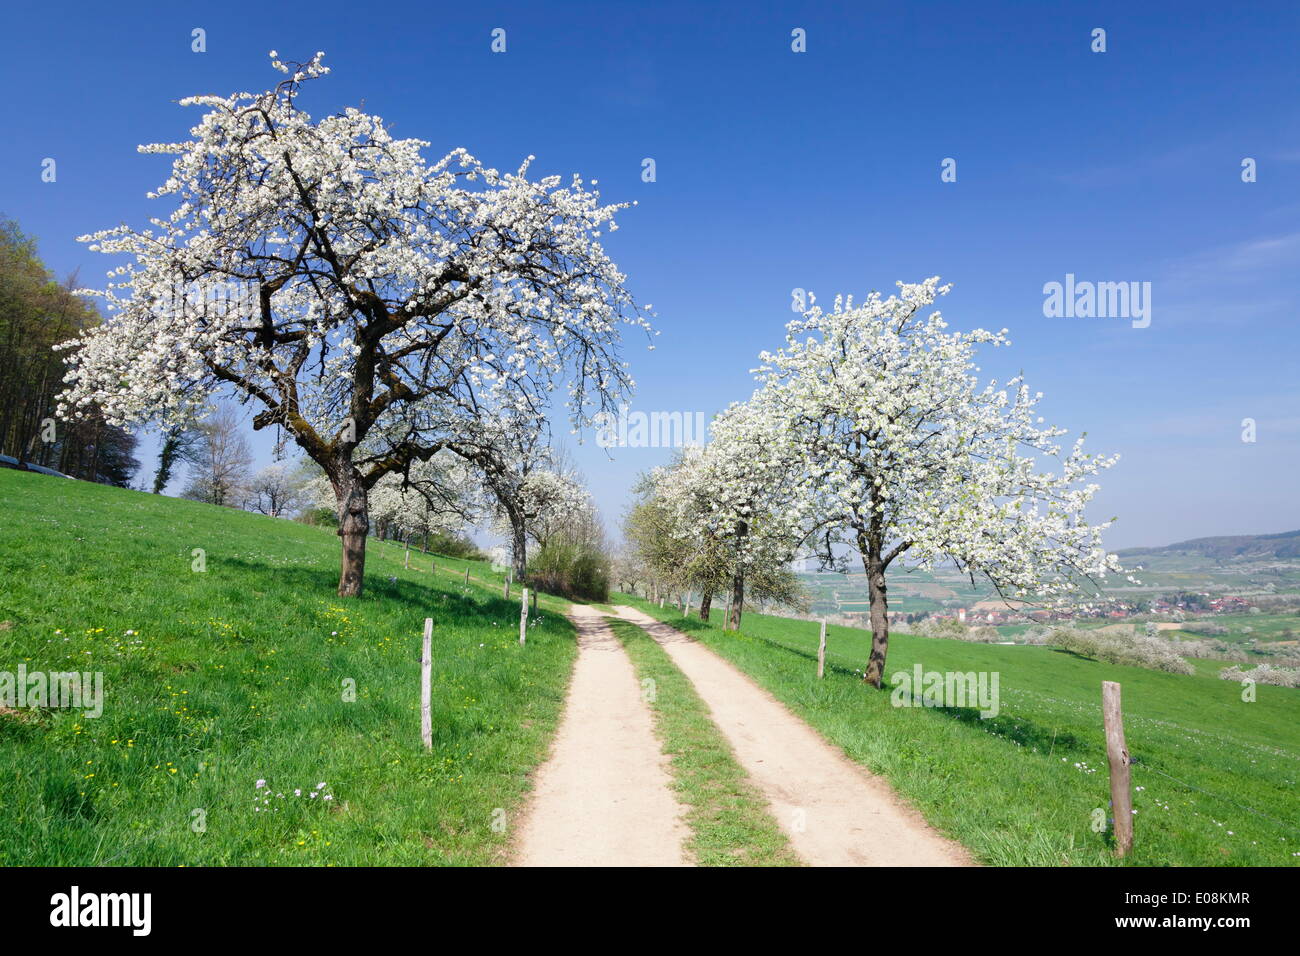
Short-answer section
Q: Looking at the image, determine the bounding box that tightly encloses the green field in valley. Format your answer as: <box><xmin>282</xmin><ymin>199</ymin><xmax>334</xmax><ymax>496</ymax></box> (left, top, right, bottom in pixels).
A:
<box><xmin>1171</xmin><ymin>613</ymin><xmax>1300</xmax><ymax>644</ymax></box>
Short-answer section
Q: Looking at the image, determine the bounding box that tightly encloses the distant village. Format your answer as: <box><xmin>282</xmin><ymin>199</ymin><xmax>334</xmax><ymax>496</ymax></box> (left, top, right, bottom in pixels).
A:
<box><xmin>829</xmin><ymin>592</ymin><xmax>1258</xmax><ymax>629</ymax></box>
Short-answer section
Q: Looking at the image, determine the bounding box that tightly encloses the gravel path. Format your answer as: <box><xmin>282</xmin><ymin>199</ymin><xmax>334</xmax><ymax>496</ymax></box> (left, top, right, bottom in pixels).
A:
<box><xmin>613</xmin><ymin>605</ymin><xmax>972</xmax><ymax>867</ymax></box>
<box><xmin>513</xmin><ymin>605</ymin><xmax>689</xmax><ymax>867</ymax></box>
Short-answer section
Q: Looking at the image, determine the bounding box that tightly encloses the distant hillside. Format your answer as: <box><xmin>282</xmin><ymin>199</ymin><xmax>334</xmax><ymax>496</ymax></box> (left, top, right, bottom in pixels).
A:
<box><xmin>1119</xmin><ymin>530</ymin><xmax>1300</xmax><ymax>562</ymax></box>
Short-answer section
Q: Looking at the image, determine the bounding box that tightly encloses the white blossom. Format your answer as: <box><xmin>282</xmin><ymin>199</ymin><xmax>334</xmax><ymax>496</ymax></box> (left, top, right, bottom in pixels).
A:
<box><xmin>57</xmin><ymin>52</ymin><xmax>651</xmax><ymax>597</ymax></box>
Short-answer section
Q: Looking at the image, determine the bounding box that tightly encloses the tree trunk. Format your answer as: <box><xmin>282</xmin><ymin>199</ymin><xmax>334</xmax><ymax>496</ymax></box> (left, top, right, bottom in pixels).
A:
<box><xmin>727</xmin><ymin>567</ymin><xmax>744</xmax><ymax>630</ymax></box>
<box><xmin>511</xmin><ymin>517</ymin><xmax>528</xmax><ymax>583</ymax></box>
<box><xmin>699</xmin><ymin>590</ymin><xmax>713</xmax><ymax>622</ymax></box>
<box><xmin>727</xmin><ymin>519</ymin><xmax>748</xmax><ymax>630</ymax></box>
<box><xmin>334</xmin><ymin>470</ymin><xmax>369</xmax><ymax>598</ymax></box>
<box><xmin>862</xmin><ymin>553</ymin><xmax>889</xmax><ymax>688</ymax></box>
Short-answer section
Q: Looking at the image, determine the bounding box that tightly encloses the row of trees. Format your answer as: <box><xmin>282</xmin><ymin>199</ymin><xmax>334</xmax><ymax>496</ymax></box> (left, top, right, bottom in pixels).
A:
<box><xmin>0</xmin><ymin>216</ymin><xmax>139</xmax><ymax>485</ymax></box>
<box><xmin>623</xmin><ymin>279</ymin><xmax>1128</xmax><ymax>687</ymax></box>
<box><xmin>38</xmin><ymin>53</ymin><xmax>1126</xmax><ymax>685</ymax></box>
<box><xmin>621</xmin><ymin>442</ymin><xmax>807</xmax><ymax>626</ymax></box>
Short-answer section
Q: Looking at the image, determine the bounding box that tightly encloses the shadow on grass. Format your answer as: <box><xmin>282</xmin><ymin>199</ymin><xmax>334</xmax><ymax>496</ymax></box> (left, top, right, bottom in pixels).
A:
<box><xmin>923</xmin><ymin>703</ymin><xmax>1087</xmax><ymax>757</ymax></box>
<box><xmin>1048</xmin><ymin>647</ymin><xmax>1104</xmax><ymax>664</ymax></box>
<box><xmin>217</xmin><ymin>556</ymin><xmax>545</xmax><ymax>628</ymax></box>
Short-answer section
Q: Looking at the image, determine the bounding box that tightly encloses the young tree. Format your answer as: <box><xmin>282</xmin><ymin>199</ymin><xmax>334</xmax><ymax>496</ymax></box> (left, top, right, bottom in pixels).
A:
<box><xmin>693</xmin><ymin>400</ymin><xmax>807</xmax><ymax>629</ymax></box>
<box><xmin>58</xmin><ymin>52</ymin><xmax>650</xmax><ymax>597</ymax></box>
<box><xmin>454</xmin><ymin>410</ymin><xmax>589</xmax><ymax>581</ymax></box>
<box><xmin>628</xmin><ymin>451</ymin><xmax>728</xmax><ymax>619</ymax></box>
<box><xmin>246</xmin><ymin>460</ymin><xmax>306</xmax><ymax>517</ymax></box>
<box><xmin>623</xmin><ymin>480</ymin><xmax>688</xmax><ymax>602</ymax></box>
<box><xmin>181</xmin><ymin>406</ymin><xmax>253</xmax><ymax>507</ymax></box>
<box><xmin>755</xmin><ymin>277</ymin><xmax>1126</xmax><ymax>687</ymax></box>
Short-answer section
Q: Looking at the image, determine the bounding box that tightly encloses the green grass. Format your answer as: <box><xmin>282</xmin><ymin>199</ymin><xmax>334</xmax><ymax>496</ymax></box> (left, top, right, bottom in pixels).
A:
<box><xmin>1173</xmin><ymin>613</ymin><xmax>1300</xmax><ymax>645</ymax></box>
<box><xmin>0</xmin><ymin>469</ymin><xmax>575</xmax><ymax>865</ymax></box>
<box><xmin>613</xmin><ymin>593</ymin><xmax>1300</xmax><ymax>866</ymax></box>
<box><xmin>603</xmin><ymin>617</ymin><xmax>801</xmax><ymax>867</ymax></box>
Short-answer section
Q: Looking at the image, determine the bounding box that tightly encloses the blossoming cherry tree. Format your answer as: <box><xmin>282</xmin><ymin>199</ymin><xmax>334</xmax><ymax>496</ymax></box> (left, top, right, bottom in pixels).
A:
<box><xmin>60</xmin><ymin>53</ymin><xmax>650</xmax><ymax>597</ymax></box>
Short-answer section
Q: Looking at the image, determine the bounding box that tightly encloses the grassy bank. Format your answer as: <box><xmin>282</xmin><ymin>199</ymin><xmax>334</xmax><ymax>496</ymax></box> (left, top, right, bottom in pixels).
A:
<box><xmin>0</xmin><ymin>469</ymin><xmax>575</xmax><ymax>865</ymax></box>
<box><xmin>615</xmin><ymin>594</ymin><xmax>1300</xmax><ymax>866</ymax></box>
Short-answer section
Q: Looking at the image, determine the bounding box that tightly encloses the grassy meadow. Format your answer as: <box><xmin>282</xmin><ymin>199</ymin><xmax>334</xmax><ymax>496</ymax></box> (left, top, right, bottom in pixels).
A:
<box><xmin>3</xmin><ymin>463</ymin><xmax>1295</xmax><ymax>868</ymax></box>
<box><xmin>0</xmin><ymin>468</ymin><xmax>574</xmax><ymax>865</ymax></box>
<box><xmin>1171</xmin><ymin>613</ymin><xmax>1300</xmax><ymax>645</ymax></box>
<box><xmin>617</xmin><ymin>595</ymin><xmax>1300</xmax><ymax>866</ymax></box>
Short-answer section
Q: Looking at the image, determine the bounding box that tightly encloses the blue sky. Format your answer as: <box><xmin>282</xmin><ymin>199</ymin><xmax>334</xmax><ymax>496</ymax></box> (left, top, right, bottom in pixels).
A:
<box><xmin>2</xmin><ymin>0</ymin><xmax>1298</xmax><ymax>549</ymax></box>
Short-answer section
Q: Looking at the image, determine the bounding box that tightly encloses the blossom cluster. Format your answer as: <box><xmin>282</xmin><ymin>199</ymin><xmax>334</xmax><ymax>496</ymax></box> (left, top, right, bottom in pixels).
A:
<box><xmin>647</xmin><ymin>277</ymin><xmax>1128</xmax><ymax>642</ymax></box>
<box><xmin>57</xmin><ymin>51</ymin><xmax>652</xmax><ymax>507</ymax></box>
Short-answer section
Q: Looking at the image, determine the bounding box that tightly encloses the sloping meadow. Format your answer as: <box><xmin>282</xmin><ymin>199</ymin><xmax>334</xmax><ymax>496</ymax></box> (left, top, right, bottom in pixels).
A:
<box><xmin>0</xmin><ymin>469</ymin><xmax>574</xmax><ymax>865</ymax></box>
<box><xmin>620</xmin><ymin>595</ymin><xmax>1300</xmax><ymax>866</ymax></box>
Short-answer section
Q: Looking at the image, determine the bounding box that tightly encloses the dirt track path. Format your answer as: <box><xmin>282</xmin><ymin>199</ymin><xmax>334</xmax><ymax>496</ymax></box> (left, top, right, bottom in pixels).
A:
<box><xmin>614</xmin><ymin>605</ymin><xmax>972</xmax><ymax>867</ymax></box>
<box><xmin>514</xmin><ymin>604</ymin><xmax>688</xmax><ymax>867</ymax></box>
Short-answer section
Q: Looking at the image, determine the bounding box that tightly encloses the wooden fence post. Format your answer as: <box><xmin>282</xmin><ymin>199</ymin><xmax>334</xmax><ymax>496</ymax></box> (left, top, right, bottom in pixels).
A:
<box><xmin>463</xmin><ymin>566</ymin><xmax>470</xmax><ymax>585</ymax></box>
<box><xmin>504</xmin><ymin>572</ymin><xmax>511</xmax><ymax>600</ymax></box>
<box><xmin>683</xmin><ymin>593</ymin><xmax>691</xmax><ymax>618</ymax></box>
<box><xmin>1102</xmin><ymin>680</ymin><xmax>1133</xmax><ymax>857</ymax></box>
<box><xmin>531</xmin><ymin>587</ymin><xmax>537</xmax><ymax>613</ymax></box>
<box><xmin>817</xmin><ymin>619</ymin><xmax>827</xmax><ymax>679</ymax></box>
<box><xmin>421</xmin><ymin>618</ymin><xmax>433</xmax><ymax>752</ymax></box>
<box><xmin>519</xmin><ymin>588</ymin><xmax>529</xmax><ymax>646</ymax></box>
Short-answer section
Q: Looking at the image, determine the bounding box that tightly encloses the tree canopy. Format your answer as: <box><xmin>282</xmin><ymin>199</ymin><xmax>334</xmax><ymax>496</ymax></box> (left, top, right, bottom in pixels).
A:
<box><xmin>58</xmin><ymin>52</ymin><xmax>651</xmax><ymax>595</ymax></box>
